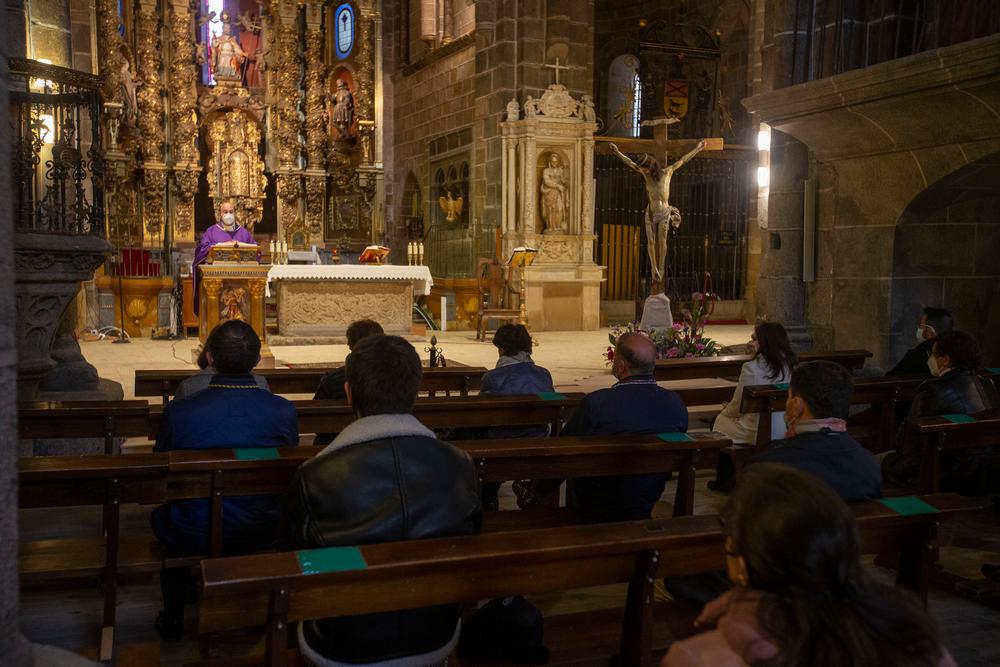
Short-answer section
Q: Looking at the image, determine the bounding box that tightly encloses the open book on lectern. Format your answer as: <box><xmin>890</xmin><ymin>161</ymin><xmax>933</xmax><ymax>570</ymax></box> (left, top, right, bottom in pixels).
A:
<box><xmin>507</xmin><ymin>246</ymin><xmax>538</xmax><ymax>268</ymax></box>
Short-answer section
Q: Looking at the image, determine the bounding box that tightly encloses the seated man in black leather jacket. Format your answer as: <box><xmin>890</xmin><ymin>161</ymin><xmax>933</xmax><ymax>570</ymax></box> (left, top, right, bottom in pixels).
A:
<box><xmin>282</xmin><ymin>334</ymin><xmax>482</xmax><ymax>666</ymax></box>
<box><xmin>882</xmin><ymin>331</ymin><xmax>1000</xmax><ymax>493</ymax></box>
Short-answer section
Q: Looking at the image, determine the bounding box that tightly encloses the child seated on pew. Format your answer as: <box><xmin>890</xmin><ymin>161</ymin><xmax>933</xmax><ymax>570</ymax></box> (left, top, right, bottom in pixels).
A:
<box><xmin>664</xmin><ymin>463</ymin><xmax>956</xmax><ymax>667</ymax></box>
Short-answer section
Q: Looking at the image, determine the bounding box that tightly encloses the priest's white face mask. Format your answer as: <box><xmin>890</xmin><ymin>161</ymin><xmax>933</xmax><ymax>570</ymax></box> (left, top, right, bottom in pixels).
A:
<box><xmin>222</xmin><ymin>212</ymin><xmax>236</xmax><ymax>227</ymax></box>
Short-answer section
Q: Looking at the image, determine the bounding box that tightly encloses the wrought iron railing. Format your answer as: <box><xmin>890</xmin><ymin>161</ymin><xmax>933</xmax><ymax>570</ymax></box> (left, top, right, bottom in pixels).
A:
<box><xmin>8</xmin><ymin>58</ymin><xmax>105</xmax><ymax>236</ymax></box>
<box><xmin>793</xmin><ymin>0</ymin><xmax>1000</xmax><ymax>83</ymax></box>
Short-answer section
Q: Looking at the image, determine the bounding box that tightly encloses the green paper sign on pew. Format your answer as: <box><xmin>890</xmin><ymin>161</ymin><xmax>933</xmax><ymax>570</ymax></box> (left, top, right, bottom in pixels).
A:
<box><xmin>537</xmin><ymin>392</ymin><xmax>567</xmax><ymax>401</ymax></box>
<box><xmin>234</xmin><ymin>447</ymin><xmax>281</xmax><ymax>460</ymax></box>
<box><xmin>657</xmin><ymin>432</ymin><xmax>693</xmax><ymax>443</ymax></box>
<box><xmin>298</xmin><ymin>547</ymin><xmax>368</xmax><ymax>575</ymax></box>
<box><xmin>878</xmin><ymin>496</ymin><xmax>939</xmax><ymax>516</ymax></box>
<box><xmin>942</xmin><ymin>414</ymin><xmax>977</xmax><ymax>424</ymax></box>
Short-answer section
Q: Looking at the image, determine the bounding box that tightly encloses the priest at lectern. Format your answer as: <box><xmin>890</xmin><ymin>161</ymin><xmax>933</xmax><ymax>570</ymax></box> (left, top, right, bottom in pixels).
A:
<box><xmin>193</xmin><ymin>200</ymin><xmax>257</xmax><ymax>313</ymax></box>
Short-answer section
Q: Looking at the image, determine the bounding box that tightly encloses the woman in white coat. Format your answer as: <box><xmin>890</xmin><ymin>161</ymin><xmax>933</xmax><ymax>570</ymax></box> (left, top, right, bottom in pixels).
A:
<box><xmin>709</xmin><ymin>322</ymin><xmax>796</xmax><ymax>491</ymax></box>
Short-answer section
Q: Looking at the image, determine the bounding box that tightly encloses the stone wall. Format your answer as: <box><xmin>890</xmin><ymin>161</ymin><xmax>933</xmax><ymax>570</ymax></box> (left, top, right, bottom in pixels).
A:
<box><xmin>746</xmin><ymin>21</ymin><xmax>1000</xmax><ymax>364</ymax></box>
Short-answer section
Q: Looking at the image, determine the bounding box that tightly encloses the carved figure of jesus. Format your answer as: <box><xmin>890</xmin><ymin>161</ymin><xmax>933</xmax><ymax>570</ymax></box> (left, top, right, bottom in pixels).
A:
<box><xmin>610</xmin><ymin>139</ymin><xmax>706</xmax><ymax>292</ymax></box>
<box><xmin>540</xmin><ymin>153</ymin><xmax>569</xmax><ymax>234</ymax></box>
<box><xmin>211</xmin><ymin>21</ymin><xmax>247</xmax><ymax>80</ymax></box>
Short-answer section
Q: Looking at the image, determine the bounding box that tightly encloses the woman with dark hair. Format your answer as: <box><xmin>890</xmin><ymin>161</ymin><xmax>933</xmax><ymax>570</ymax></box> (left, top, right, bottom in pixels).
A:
<box><xmin>664</xmin><ymin>463</ymin><xmax>956</xmax><ymax>667</ymax></box>
<box><xmin>708</xmin><ymin>322</ymin><xmax>796</xmax><ymax>492</ymax></box>
<box><xmin>882</xmin><ymin>331</ymin><xmax>999</xmax><ymax>493</ymax></box>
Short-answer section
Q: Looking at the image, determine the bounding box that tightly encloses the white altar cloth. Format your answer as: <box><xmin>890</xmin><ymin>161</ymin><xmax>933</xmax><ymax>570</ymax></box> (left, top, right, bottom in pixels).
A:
<box><xmin>266</xmin><ymin>264</ymin><xmax>433</xmax><ymax>297</ymax></box>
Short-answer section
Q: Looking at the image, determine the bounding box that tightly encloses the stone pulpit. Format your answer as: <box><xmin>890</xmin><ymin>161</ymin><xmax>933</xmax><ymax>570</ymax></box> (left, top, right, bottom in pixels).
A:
<box><xmin>198</xmin><ymin>244</ymin><xmax>274</xmax><ymax>366</ymax></box>
<box><xmin>500</xmin><ymin>84</ymin><xmax>604</xmax><ymax>330</ymax></box>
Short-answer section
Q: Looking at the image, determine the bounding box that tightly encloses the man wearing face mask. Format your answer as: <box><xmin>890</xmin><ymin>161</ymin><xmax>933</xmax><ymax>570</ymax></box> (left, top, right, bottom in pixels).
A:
<box><xmin>882</xmin><ymin>331</ymin><xmax>999</xmax><ymax>493</ymax></box>
<box><xmin>192</xmin><ymin>200</ymin><xmax>257</xmax><ymax>314</ymax></box>
<box><xmin>888</xmin><ymin>307</ymin><xmax>953</xmax><ymax>377</ymax></box>
<box><xmin>748</xmin><ymin>360</ymin><xmax>882</xmax><ymax>501</ymax></box>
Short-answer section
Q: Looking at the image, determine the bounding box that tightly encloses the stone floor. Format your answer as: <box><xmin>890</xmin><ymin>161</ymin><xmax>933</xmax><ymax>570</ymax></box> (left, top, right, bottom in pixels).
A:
<box><xmin>79</xmin><ymin>324</ymin><xmax>755</xmax><ymax>400</ymax></box>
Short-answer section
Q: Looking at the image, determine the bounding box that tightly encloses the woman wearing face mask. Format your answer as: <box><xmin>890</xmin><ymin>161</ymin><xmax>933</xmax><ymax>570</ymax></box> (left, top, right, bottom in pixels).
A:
<box><xmin>191</xmin><ymin>200</ymin><xmax>257</xmax><ymax>315</ymax></box>
<box><xmin>663</xmin><ymin>463</ymin><xmax>957</xmax><ymax>667</ymax></box>
<box><xmin>882</xmin><ymin>331</ymin><xmax>1000</xmax><ymax>493</ymax></box>
<box><xmin>708</xmin><ymin>322</ymin><xmax>796</xmax><ymax>493</ymax></box>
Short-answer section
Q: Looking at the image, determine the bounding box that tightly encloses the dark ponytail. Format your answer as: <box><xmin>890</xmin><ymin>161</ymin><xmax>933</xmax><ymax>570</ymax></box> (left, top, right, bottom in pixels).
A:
<box><xmin>725</xmin><ymin>464</ymin><xmax>947</xmax><ymax>667</ymax></box>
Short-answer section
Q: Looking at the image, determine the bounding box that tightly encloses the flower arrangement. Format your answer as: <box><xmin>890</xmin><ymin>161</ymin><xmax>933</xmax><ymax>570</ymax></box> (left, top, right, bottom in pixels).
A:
<box><xmin>604</xmin><ymin>290</ymin><xmax>721</xmax><ymax>363</ymax></box>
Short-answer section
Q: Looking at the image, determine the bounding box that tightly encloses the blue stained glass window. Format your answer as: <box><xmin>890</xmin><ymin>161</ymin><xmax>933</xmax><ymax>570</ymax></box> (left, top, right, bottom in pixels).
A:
<box><xmin>335</xmin><ymin>3</ymin><xmax>354</xmax><ymax>59</ymax></box>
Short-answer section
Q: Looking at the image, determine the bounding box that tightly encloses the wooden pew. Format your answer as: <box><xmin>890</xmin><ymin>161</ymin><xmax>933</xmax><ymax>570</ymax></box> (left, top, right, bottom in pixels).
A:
<box><xmin>653</xmin><ymin>349</ymin><xmax>872</xmax><ymax>381</ymax></box>
<box><xmin>135</xmin><ymin>366</ymin><xmax>488</xmax><ymax>402</ymax></box>
<box><xmin>18</xmin><ymin>431</ymin><xmax>729</xmax><ymax>656</ymax></box>
<box><xmin>197</xmin><ymin>494</ymin><xmax>973</xmax><ymax>667</ymax></box>
<box><xmin>18</xmin><ymin>454</ymin><xmax>166</xmax><ymax>662</ymax></box>
<box><xmin>737</xmin><ymin>376</ymin><xmax>926</xmax><ymax>455</ymax></box>
<box><xmin>902</xmin><ymin>410</ymin><xmax>1000</xmax><ymax>494</ymax></box>
<box><xmin>19</xmin><ymin>386</ymin><xmax>734</xmax><ymax>449</ymax></box>
<box><xmin>18</xmin><ymin>400</ymin><xmax>151</xmax><ymax>453</ymax></box>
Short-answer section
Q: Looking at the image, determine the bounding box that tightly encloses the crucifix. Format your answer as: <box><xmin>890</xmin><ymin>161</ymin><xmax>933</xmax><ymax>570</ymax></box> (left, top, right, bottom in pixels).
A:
<box><xmin>599</xmin><ymin>118</ymin><xmax>724</xmax><ymax>297</ymax></box>
<box><xmin>543</xmin><ymin>57</ymin><xmax>571</xmax><ymax>86</ymax></box>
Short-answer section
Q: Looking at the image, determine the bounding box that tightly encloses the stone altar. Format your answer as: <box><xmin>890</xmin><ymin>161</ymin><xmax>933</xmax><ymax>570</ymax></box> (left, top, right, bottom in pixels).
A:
<box><xmin>500</xmin><ymin>83</ymin><xmax>604</xmax><ymax>331</ymax></box>
<box><xmin>268</xmin><ymin>265</ymin><xmax>433</xmax><ymax>340</ymax></box>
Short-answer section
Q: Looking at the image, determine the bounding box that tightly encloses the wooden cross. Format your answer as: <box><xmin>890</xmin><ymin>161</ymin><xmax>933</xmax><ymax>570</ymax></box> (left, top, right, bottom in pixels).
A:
<box><xmin>543</xmin><ymin>57</ymin><xmax>571</xmax><ymax>86</ymax></box>
<box><xmin>596</xmin><ymin>117</ymin><xmax>724</xmax><ymax>158</ymax></box>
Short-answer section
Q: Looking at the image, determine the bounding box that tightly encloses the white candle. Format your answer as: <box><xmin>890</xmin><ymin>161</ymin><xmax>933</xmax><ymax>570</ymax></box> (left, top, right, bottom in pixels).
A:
<box><xmin>269</xmin><ymin>239</ymin><xmax>275</xmax><ymax>260</ymax></box>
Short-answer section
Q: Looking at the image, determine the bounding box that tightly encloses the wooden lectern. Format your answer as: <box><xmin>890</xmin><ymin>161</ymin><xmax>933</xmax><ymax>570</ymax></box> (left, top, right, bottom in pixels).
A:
<box><xmin>198</xmin><ymin>243</ymin><xmax>274</xmax><ymax>367</ymax></box>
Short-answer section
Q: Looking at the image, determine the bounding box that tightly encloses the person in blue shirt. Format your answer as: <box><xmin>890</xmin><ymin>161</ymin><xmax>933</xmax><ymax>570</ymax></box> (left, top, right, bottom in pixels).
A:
<box><xmin>150</xmin><ymin>319</ymin><xmax>298</xmax><ymax>640</ymax></box>
<box><xmin>518</xmin><ymin>332</ymin><xmax>688</xmax><ymax>522</ymax></box>
<box><xmin>749</xmin><ymin>360</ymin><xmax>882</xmax><ymax>502</ymax></box>
<box><xmin>477</xmin><ymin>323</ymin><xmax>554</xmax><ymax>509</ymax></box>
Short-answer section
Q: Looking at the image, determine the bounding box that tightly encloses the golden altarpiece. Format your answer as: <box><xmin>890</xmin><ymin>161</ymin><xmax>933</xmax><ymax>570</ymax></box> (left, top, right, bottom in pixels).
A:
<box><xmin>96</xmin><ymin>0</ymin><xmax>384</xmax><ymax>272</ymax></box>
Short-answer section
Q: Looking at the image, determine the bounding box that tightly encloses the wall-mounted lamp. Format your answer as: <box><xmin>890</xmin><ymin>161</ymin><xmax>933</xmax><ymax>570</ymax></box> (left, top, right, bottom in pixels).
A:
<box><xmin>757</xmin><ymin>166</ymin><xmax>770</xmax><ymax>188</ymax></box>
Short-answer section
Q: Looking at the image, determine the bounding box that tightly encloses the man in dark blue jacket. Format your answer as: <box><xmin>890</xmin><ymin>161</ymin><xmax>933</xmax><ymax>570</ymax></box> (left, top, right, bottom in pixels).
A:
<box><xmin>151</xmin><ymin>319</ymin><xmax>298</xmax><ymax>639</ymax></box>
<box><xmin>563</xmin><ymin>332</ymin><xmax>688</xmax><ymax>522</ymax></box>
<box><xmin>750</xmin><ymin>360</ymin><xmax>881</xmax><ymax>501</ymax></box>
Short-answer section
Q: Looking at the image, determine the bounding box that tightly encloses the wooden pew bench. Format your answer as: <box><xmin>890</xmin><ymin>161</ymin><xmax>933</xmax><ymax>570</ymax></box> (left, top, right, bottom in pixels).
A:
<box><xmin>902</xmin><ymin>410</ymin><xmax>1000</xmax><ymax>494</ymax></box>
<box><xmin>653</xmin><ymin>349</ymin><xmax>872</xmax><ymax>382</ymax></box>
<box><xmin>18</xmin><ymin>400</ymin><xmax>152</xmax><ymax>454</ymax></box>
<box><xmin>719</xmin><ymin>376</ymin><xmax>932</xmax><ymax>469</ymax></box>
<box><xmin>135</xmin><ymin>366</ymin><xmax>488</xmax><ymax>402</ymax></box>
<box><xmin>197</xmin><ymin>494</ymin><xmax>974</xmax><ymax>667</ymax></box>
<box><xmin>18</xmin><ymin>431</ymin><xmax>730</xmax><ymax>658</ymax></box>
<box><xmin>18</xmin><ymin>454</ymin><xmax>166</xmax><ymax>662</ymax></box>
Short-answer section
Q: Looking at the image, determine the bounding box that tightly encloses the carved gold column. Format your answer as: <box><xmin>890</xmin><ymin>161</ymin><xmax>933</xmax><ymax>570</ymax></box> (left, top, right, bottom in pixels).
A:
<box><xmin>96</xmin><ymin>0</ymin><xmax>127</xmax><ymax>118</ymax></box>
<box><xmin>356</xmin><ymin>1</ymin><xmax>384</xmax><ymax>240</ymax></box>
<box><xmin>248</xmin><ymin>279</ymin><xmax>267</xmax><ymax>341</ymax></box>
<box><xmin>202</xmin><ymin>278</ymin><xmax>222</xmax><ymax>342</ymax></box>
<box><xmin>136</xmin><ymin>0</ymin><xmax>167</xmax><ymax>243</ymax></box>
<box><xmin>97</xmin><ymin>0</ymin><xmax>136</xmax><ymax>230</ymax></box>
<box><xmin>269</xmin><ymin>1</ymin><xmax>304</xmax><ymax>239</ymax></box>
<box><xmin>303</xmin><ymin>1</ymin><xmax>327</xmax><ymax>242</ymax></box>
<box><xmin>167</xmin><ymin>0</ymin><xmax>201</xmax><ymax>243</ymax></box>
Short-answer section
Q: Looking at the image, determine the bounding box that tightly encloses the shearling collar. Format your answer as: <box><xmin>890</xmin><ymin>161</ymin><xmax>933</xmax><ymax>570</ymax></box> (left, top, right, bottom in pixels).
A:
<box><xmin>319</xmin><ymin>413</ymin><xmax>435</xmax><ymax>455</ymax></box>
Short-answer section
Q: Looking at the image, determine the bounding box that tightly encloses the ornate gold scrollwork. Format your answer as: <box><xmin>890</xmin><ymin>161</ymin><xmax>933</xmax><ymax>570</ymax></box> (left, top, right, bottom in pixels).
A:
<box><xmin>206</xmin><ymin>110</ymin><xmax>266</xmax><ymax>231</ymax></box>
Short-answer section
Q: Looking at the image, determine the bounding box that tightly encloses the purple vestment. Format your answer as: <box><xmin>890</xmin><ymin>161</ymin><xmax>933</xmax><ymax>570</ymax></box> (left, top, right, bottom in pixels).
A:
<box><xmin>192</xmin><ymin>223</ymin><xmax>257</xmax><ymax>314</ymax></box>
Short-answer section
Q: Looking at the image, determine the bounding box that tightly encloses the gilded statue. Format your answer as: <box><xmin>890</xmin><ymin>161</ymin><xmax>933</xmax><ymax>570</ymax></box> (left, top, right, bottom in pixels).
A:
<box><xmin>438</xmin><ymin>191</ymin><xmax>464</xmax><ymax>222</ymax></box>
<box><xmin>330</xmin><ymin>79</ymin><xmax>354</xmax><ymax>138</ymax></box>
<box><xmin>610</xmin><ymin>139</ymin><xmax>707</xmax><ymax>291</ymax></box>
<box><xmin>539</xmin><ymin>153</ymin><xmax>569</xmax><ymax>234</ymax></box>
<box><xmin>220</xmin><ymin>286</ymin><xmax>248</xmax><ymax>321</ymax></box>
<box><xmin>211</xmin><ymin>13</ymin><xmax>247</xmax><ymax>81</ymax></box>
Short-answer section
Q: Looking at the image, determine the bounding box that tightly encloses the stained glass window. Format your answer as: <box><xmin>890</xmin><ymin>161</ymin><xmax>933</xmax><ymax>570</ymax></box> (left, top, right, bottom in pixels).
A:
<box><xmin>335</xmin><ymin>3</ymin><xmax>355</xmax><ymax>59</ymax></box>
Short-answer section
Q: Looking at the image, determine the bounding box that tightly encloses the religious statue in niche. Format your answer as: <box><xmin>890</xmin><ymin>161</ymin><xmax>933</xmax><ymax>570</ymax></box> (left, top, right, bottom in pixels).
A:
<box><xmin>120</xmin><ymin>59</ymin><xmax>141</xmax><ymax>127</ymax></box>
<box><xmin>211</xmin><ymin>13</ymin><xmax>247</xmax><ymax>82</ymax></box>
<box><xmin>539</xmin><ymin>153</ymin><xmax>569</xmax><ymax>234</ymax></box>
<box><xmin>330</xmin><ymin>79</ymin><xmax>354</xmax><ymax>139</ymax></box>
<box><xmin>609</xmin><ymin>136</ymin><xmax>706</xmax><ymax>291</ymax></box>
<box><xmin>438</xmin><ymin>191</ymin><xmax>464</xmax><ymax>222</ymax></box>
